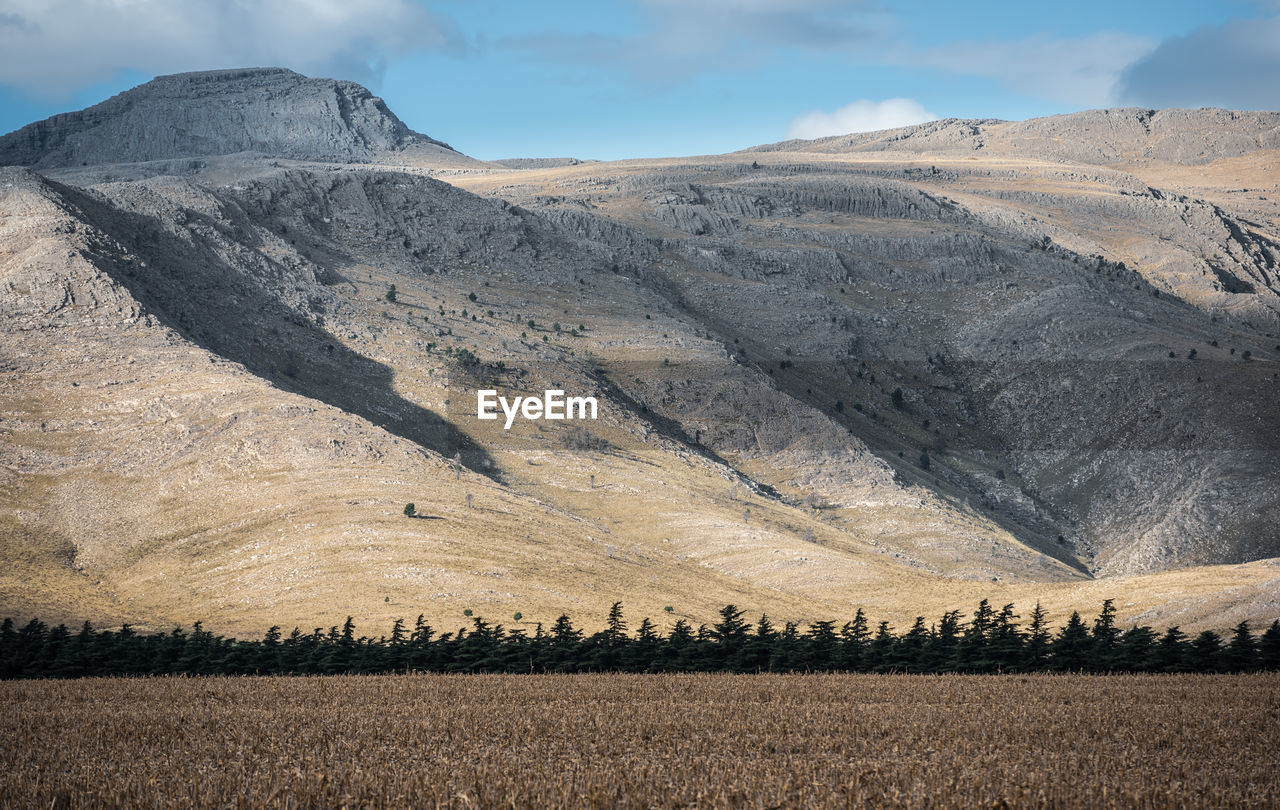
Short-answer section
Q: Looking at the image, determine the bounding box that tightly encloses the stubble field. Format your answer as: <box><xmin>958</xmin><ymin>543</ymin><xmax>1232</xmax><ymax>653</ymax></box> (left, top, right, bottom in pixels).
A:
<box><xmin>2</xmin><ymin>673</ymin><xmax>1278</xmax><ymax>808</ymax></box>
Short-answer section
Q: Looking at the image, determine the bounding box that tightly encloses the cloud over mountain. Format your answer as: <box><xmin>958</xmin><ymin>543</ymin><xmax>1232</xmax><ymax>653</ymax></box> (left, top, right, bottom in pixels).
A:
<box><xmin>1117</xmin><ymin>15</ymin><xmax>1280</xmax><ymax>110</ymax></box>
<box><xmin>0</xmin><ymin>0</ymin><xmax>462</xmax><ymax>97</ymax></box>
<box><xmin>785</xmin><ymin>98</ymin><xmax>937</xmax><ymax>139</ymax></box>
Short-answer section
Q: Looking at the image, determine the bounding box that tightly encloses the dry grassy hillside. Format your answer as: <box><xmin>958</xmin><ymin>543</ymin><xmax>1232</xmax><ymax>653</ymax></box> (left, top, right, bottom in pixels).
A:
<box><xmin>2</xmin><ymin>76</ymin><xmax>1279</xmax><ymax>637</ymax></box>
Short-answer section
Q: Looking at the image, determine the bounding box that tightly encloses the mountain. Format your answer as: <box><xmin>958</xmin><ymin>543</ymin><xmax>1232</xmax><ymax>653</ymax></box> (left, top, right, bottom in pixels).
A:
<box><xmin>0</xmin><ymin>67</ymin><xmax>469</xmax><ymax>169</ymax></box>
<box><xmin>461</xmin><ymin>118</ymin><xmax>1280</xmax><ymax>578</ymax></box>
<box><xmin>2</xmin><ymin>71</ymin><xmax>1278</xmax><ymax>636</ymax></box>
<box><xmin>752</xmin><ymin>108</ymin><xmax>1280</xmax><ymax>166</ymax></box>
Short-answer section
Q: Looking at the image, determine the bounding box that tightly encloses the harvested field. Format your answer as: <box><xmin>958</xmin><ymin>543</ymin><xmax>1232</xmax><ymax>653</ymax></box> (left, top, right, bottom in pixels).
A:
<box><xmin>2</xmin><ymin>673</ymin><xmax>1278</xmax><ymax>808</ymax></box>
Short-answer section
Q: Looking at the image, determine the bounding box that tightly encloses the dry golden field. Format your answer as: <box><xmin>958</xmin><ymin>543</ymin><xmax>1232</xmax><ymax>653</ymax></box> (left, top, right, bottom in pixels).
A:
<box><xmin>2</xmin><ymin>674</ymin><xmax>1278</xmax><ymax>808</ymax></box>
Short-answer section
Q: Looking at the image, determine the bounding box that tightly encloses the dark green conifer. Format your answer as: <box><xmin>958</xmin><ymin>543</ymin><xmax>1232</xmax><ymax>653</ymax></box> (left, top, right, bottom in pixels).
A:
<box><xmin>1189</xmin><ymin>630</ymin><xmax>1223</xmax><ymax>673</ymax></box>
<box><xmin>1024</xmin><ymin>602</ymin><xmax>1050</xmax><ymax>670</ymax></box>
<box><xmin>1225</xmin><ymin>621</ymin><xmax>1257</xmax><ymax>672</ymax></box>
<box><xmin>1260</xmin><ymin>620</ymin><xmax>1280</xmax><ymax>670</ymax></box>
<box><xmin>1051</xmin><ymin>611</ymin><xmax>1091</xmax><ymax>671</ymax></box>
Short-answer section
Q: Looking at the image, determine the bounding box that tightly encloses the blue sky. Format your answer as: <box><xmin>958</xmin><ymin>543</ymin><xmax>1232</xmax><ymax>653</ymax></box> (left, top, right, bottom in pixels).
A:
<box><xmin>1</xmin><ymin>0</ymin><xmax>1278</xmax><ymax>160</ymax></box>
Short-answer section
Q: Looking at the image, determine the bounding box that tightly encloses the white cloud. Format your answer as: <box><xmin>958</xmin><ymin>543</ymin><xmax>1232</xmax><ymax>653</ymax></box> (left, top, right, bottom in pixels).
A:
<box><xmin>508</xmin><ymin>0</ymin><xmax>884</xmax><ymax>83</ymax></box>
<box><xmin>0</xmin><ymin>0</ymin><xmax>461</xmax><ymax>97</ymax></box>
<box><xmin>786</xmin><ymin>98</ymin><xmax>937</xmax><ymax>140</ymax></box>
<box><xmin>1117</xmin><ymin>16</ymin><xmax>1280</xmax><ymax>110</ymax></box>
<box><xmin>903</xmin><ymin>33</ymin><xmax>1156</xmax><ymax>108</ymax></box>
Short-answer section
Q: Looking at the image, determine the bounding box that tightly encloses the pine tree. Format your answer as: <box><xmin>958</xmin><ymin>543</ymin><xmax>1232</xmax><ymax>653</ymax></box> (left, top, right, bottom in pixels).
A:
<box><xmin>838</xmin><ymin>609</ymin><xmax>870</xmax><ymax>671</ymax></box>
<box><xmin>1153</xmin><ymin>626</ymin><xmax>1187</xmax><ymax>672</ymax></box>
<box><xmin>629</xmin><ymin>617</ymin><xmax>660</xmax><ymax>672</ymax></box>
<box><xmin>39</xmin><ymin>624</ymin><xmax>71</xmax><ymax>677</ymax></box>
<box><xmin>551</xmin><ymin>615</ymin><xmax>581</xmax><ymax>645</ymax></box>
<box><xmin>281</xmin><ymin>627</ymin><xmax>304</xmax><ymax>673</ymax></box>
<box><xmin>739</xmin><ymin>613</ymin><xmax>776</xmax><ymax>672</ymax></box>
<box><xmin>712</xmin><ymin>604</ymin><xmax>749</xmax><ymax>643</ymax></box>
<box><xmin>1090</xmin><ymin>599</ymin><xmax>1119</xmax><ymax>671</ymax></box>
<box><xmin>709</xmin><ymin>604</ymin><xmax>750</xmax><ymax>670</ymax></box>
<box><xmin>56</xmin><ymin>621</ymin><xmax>96</xmax><ymax>678</ymax></box>
<box><xmin>924</xmin><ymin>610</ymin><xmax>961</xmax><ymax>672</ymax></box>
<box><xmin>1225</xmin><ymin>621</ymin><xmax>1257</xmax><ymax>672</ymax></box>
<box><xmin>0</xmin><ymin>618</ymin><xmax>17</xmax><ymax>679</ymax></box>
<box><xmin>411</xmin><ymin>615</ymin><xmax>434</xmax><ymax>643</ymax></box>
<box><xmin>990</xmin><ymin>604</ymin><xmax>1024</xmax><ymax>671</ymax></box>
<box><xmin>1051</xmin><ymin>611</ymin><xmax>1091</xmax><ymax>672</ymax></box>
<box><xmin>954</xmin><ymin>599</ymin><xmax>994</xmax><ymax>672</ymax></box>
<box><xmin>868</xmin><ymin>621</ymin><xmax>896</xmax><ymax>673</ymax></box>
<box><xmin>457</xmin><ymin>617</ymin><xmax>507</xmax><ymax>673</ymax></box>
<box><xmin>664</xmin><ymin>620</ymin><xmax>696</xmax><ymax>671</ymax></box>
<box><xmin>755</xmin><ymin>614</ymin><xmax>776</xmax><ymax>640</ymax></box>
<box><xmin>1115</xmin><ymin>625</ymin><xmax>1156</xmax><ymax>671</ymax></box>
<box><xmin>257</xmin><ymin>625</ymin><xmax>282</xmax><ymax>674</ymax></box>
<box><xmin>1260</xmin><ymin>620</ymin><xmax>1280</xmax><ymax>670</ymax></box>
<box><xmin>590</xmin><ymin>603</ymin><xmax>630</xmax><ymax>671</ymax></box>
<box><xmin>893</xmin><ymin>617</ymin><xmax>930</xmax><ymax>672</ymax></box>
<box><xmin>605</xmin><ymin>602</ymin><xmax>628</xmax><ymax>642</ymax></box>
<box><xmin>178</xmin><ymin>622</ymin><xmax>213</xmax><ymax>674</ymax></box>
<box><xmin>1024</xmin><ymin>602</ymin><xmax>1050</xmax><ymax>670</ymax></box>
<box><xmin>1189</xmin><ymin>630</ymin><xmax>1223</xmax><ymax>673</ymax></box>
<box><xmin>804</xmin><ymin>620</ymin><xmax>839</xmax><ymax>670</ymax></box>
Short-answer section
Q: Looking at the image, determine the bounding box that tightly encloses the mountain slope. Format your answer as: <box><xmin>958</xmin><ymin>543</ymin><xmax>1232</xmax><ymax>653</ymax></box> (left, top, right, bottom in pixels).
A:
<box><xmin>0</xmin><ymin>68</ymin><xmax>470</xmax><ymax>169</ymax></box>
<box><xmin>2</xmin><ymin>74</ymin><xmax>1279</xmax><ymax>634</ymax></box>
<box><xmin>454</xmin><ymin>121</ymin><xmax>1280</xmax><ymax>577</ymax></box>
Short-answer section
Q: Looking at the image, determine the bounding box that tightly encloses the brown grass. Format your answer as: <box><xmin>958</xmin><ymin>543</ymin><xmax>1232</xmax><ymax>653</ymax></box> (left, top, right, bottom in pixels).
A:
<box><xmin>2</xmin><ymin>673</ymin><xmax>1277</xmax><ymax>808</ymax></box>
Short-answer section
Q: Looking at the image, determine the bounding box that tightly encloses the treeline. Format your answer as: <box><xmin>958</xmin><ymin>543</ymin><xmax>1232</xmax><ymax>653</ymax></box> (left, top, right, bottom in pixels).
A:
<box><xmin>3</xmin><ymin>601</ymin><xmax>1278</xmax><ymax>679</ymax></box>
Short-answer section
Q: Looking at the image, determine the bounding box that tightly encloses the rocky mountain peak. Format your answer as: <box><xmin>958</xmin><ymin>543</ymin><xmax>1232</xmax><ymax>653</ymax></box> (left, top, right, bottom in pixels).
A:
<box><xmin>0</xmin><ymin>67</ymin><xmax>456</xmax><ymax>169</ymax></box>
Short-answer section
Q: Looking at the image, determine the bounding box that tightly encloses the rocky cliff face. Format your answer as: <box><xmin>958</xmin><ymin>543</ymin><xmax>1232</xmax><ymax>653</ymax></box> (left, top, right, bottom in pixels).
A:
<box><xmin>0</xmin><ymin>68</ymin><xmax>457</xmax><ymax>168</ymax></box>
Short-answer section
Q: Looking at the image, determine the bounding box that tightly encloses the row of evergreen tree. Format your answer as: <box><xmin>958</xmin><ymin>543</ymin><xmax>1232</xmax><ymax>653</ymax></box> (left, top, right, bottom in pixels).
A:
<box><xmin>3</xmin><ymin>600</ymin><xmax>1278</xmax><ymax>679</ymax></box>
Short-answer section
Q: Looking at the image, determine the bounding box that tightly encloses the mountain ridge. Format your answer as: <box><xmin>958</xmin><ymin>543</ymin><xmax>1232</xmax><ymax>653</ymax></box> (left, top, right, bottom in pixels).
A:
<box><xmin>749</xmin><ymin>107</ymin><xmax>1280</xmax><ymax>166</ymax></box>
